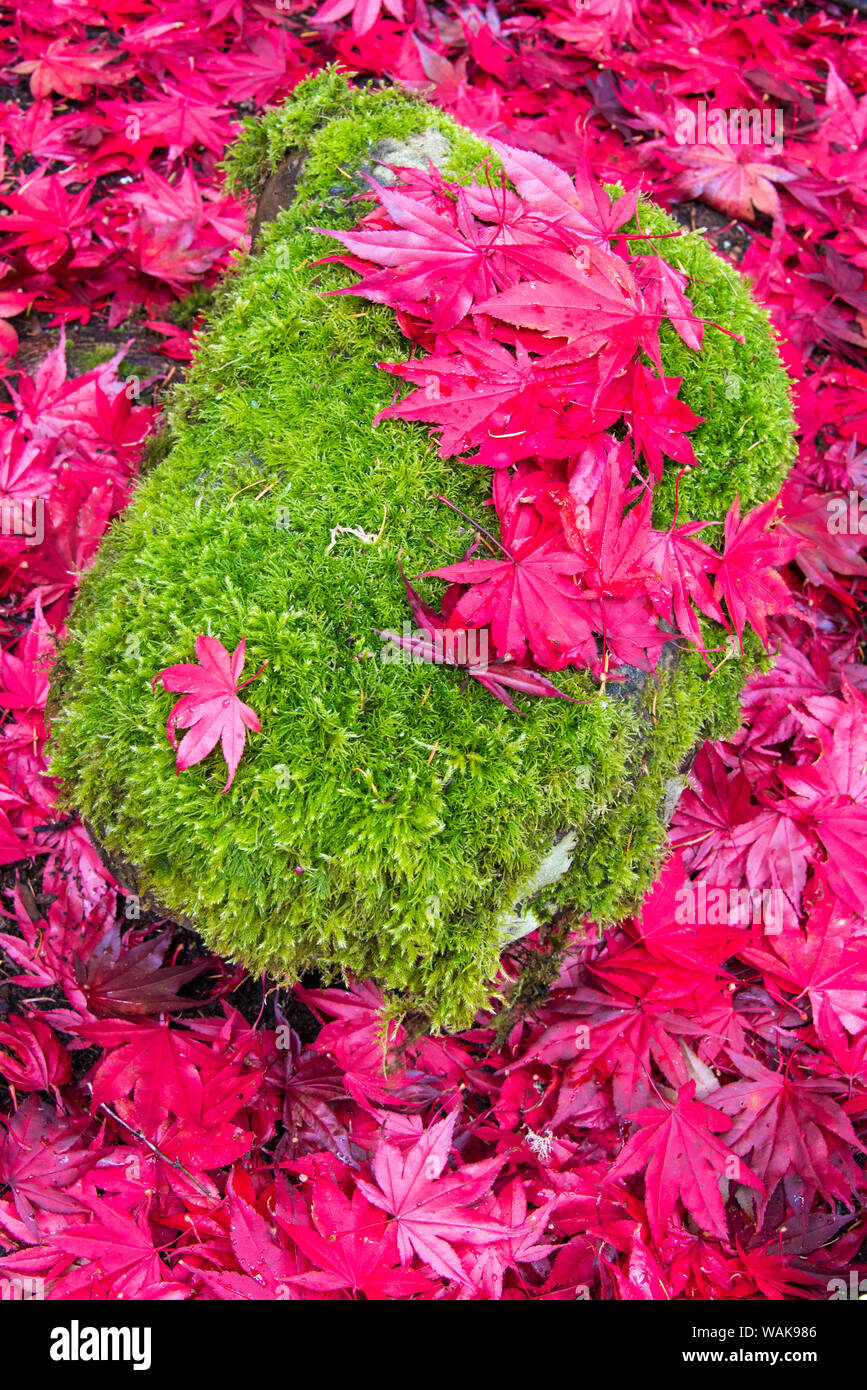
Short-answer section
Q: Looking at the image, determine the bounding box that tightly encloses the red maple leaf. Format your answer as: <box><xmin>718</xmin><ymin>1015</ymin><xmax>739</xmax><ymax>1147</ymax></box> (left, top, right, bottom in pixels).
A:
<box><xmin>71</xmin><ymin>925</ymin><xmax>218</xmax><ymax>1018</ymax></box>
<box><xmin>485</xmin><ymin>138</ymin><xmax>640</xmax><ymax>245</ymax></box>
<box><xmin>0</xmin><ymin>173</ymin><xmax>94</xmax><ymax>273</ymax></box>
<box><xmin>476</xmin><ymin>248</ymin><xmax>663</xmax><ymax>386</ymax></box>
<box><xmin>80</xmin><ymin>1018</ymin><xmax>214</xmax><ymax>1133</ymax></box>
<box><xmin>712</xmin><ymin>1053</ymin><xmax>866</xmax><ymax>1219</ymax></box>
<box><xmin>662</xmin><ymin>139</ymin><xmax>795</xmax><ymax>229</ymax></box>
<box><xmin>776</xmin><ymin>681</ymin><xmax>867</xmax><ymax>914</ymax></box>
<box><xmin>669</xmin><ymin>747</ymin><xmax>758</xmax><ymax>879</ymax></box>
<box><xmin>266</xmin><ymin>1020</ymin><xmax>352</xmax><ymax>1162</ymax></box>
<box><xmin>422</xmin><ymin>476</ymin><xmax>591</xmax><ymax>666</ymax></box>
<box><xmin>516</xmin><ymin>975</ymin><xmax>700</xmax><ymax>1115</ymax></box>
<box><xmin>0</xmin><ymin>1099</ymin><xmax>96</xmax><ymax>1238</ymax></box>
<box><xmin>13</xmin><ymin>41</ymin><xmax>131</xmax><ymax>100</ymax></box>
<box><xmin>620</xmin><ymin>363</ymin><xmax>703</xmax><ymax>480</ymax></box>
<box><xmin>644</xmin><ymin>510</ymin><xmax>722</xmax><ymax>648</ymax></box>
<box><xmin>355</xmin><ymin>1110</ymin><xmax>510</xmax><ymax>1286</ymax></box>
<box><xmin>375</xmin><ymin>332</ymin><xmax>542</xmax><ymax>463</ymax></box>
<box><xmin>561</xmin><ymin>443</ymin><xmax>654</xmax><ymax>598</ymax></box>
<box><xmin>376</xmin><ymin>557</ymin><xmax>578</xmax><ymax>713</ymax></box>
<box><xmin>739</xmin><ymin>875</ymin><xmax>867</xmax><ymax>1048</ymax></box>
<box><xmin>713</xmin><ymin>495</ymin><xmax>801</xmax><ymax>648</ymax></box>
<box><xmin>633</xmin><ymin>253</ymin><xmax>704</xmax><ymax>350</ymax></box>
<box><xmin>0</xmin><ymin>1013</ymin><xmax>70</xmax><ymax>1093</ymax></box>
<box><xmin>606</xmin><ymin>1081</ymin><xmax>762</xmax><ymax>1244</ymax></box>
<box><xmin>280</xmin><ymin>1174</ymin><xmax>433</xmax><ymax>1297</ymax></box>
<box><xmin>313</xmin><ymin>0</ymin><xmax>405</xmax><ymax>38</ymax></box>
<box><xmin>151</xmin><ymin>635</ymin><xmax>267</xmax><ymax>792</ymax></box>
<box><xmin>59</xmin><ymin>1198</ymin><xmax>169</xmax><ymax>1298</ymax></box>
<box><xmin>320</xmin><ymin>179</ymin><xmax>516</xmax><ymax>331</ymax></box>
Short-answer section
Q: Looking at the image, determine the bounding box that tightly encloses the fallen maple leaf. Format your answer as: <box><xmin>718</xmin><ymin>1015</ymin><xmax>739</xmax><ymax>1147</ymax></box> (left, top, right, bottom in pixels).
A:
<box><xmin>659</xmin><ymin>139</ymin><xmax>796</xmax><ymax>229</ymax></box>
<box><xmin>713</xmin><ymin>495</ymin><xmax>801</xmax><ymax>648</ymax></box>
<box><xmin>422</xmin><ymin>478</ymin><xmax>591</xmax><ymax>667</ymax></box>
<box><xmin>13</xmin><ymin>41</ymin><xmax>131</xmax><ymax>100</ymax></box>
<box><xmin>712</xmin><ymin>1053</ymin><xmax>866</xmax><ymax>1220</ymax></box>
<box><xmin>606</xmin><ymin>1081</ymin><xmax>762</xmax><ymax>1244</ymax></box>
<box><xmin>152</xmin><ymin>635</ymin><xmax>266</xmax><ymax>792</ymax></box>
<box><xmin>0</xmin><ymin>1099</ymin><xmax>96</xmax><ymax>1239</ymax></box>
<box><xmin>355</xmin><ymin>1110</ymin><xmax>511</xmax><ymax>1287</ymax></box>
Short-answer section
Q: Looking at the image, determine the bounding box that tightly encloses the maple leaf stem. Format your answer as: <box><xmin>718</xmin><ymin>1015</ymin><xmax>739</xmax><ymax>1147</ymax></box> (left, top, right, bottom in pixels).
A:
<box><xmin>237</xmin><ymin>658</ymin><xmax>268</xmax><ymax>690</ymax></box>
<box><xmin>434</xmin><ymin>494</ymin><xmax>516</xmax><ymax>562</ymax></box>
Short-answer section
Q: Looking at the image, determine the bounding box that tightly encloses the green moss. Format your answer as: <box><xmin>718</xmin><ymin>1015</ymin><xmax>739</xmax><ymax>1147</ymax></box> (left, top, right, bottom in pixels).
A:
<box><xmin>49</xmin><ymin>72</ymin><xmax>795</xmax><ymax>1030</ymax></box>
<box><xmin>69</xmin><ymin>342</ymin><xmax>136</xmax><ymax>378</ymax></box>
<box><xmin>163</xmin><ymin>287</ymin><xmax>215</xmax><ymax>330</ymax></box>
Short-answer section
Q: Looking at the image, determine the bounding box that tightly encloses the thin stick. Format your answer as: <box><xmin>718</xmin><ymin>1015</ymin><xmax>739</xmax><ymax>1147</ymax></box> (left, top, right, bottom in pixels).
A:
<box><xmin>97</xmin><ymin>1101</ymin><xmax>212</xmax><ymax>1197</ymax></box>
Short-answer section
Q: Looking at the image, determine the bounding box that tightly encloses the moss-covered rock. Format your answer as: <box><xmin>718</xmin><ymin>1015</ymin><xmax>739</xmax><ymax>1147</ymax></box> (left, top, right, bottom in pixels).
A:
<box><xmin>49</xmin><ymin>71</ymin><xmax>795</xmax><ymax>1030</ymax></box>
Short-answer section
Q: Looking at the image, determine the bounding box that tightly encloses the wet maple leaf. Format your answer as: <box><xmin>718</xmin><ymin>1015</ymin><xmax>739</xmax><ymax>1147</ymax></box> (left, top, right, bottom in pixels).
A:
<box><xmin>0</xmin><ymin>1099</ymin><xmax>96</xmax><ymax>1239</ymax></box>
<box><xmin>0</xmin><ymin>173</ymin><xmax>94</xmax><ymax>272</ymax></box>
<box><xmin>729</xmin><ymin>1242</ymin><xmax>825</xmax><ymax>1301</ymax></box>
<box><xmin>663</xmin><ymin>140</ymin><xmax>796</xmax><ymax>228</ymax></box>
<box><xmin>633</xmin><ymin>254</ymin><xmax>703</xmax><ymax>350</ymax></box>
<box><xmin>621</xmin><ymin>363</ymin><xmax>703</xmax><ymax>479</ymax></box>
<box><xmin>152</xmin><ymin>635</ymin><xmax>267</xmax><ymax>792</ymax></box>
<box><xmin>123</xmin><ymin>215</ymin><xmax>226</xmax><ymax>293</ymax></box>
<box><xmin>770</xmin><ymin>682</ymin><xmax>867</xmax><ymax>914</ymax></box>
<box><xmin>13</xmin><ymin>41</ymin><xmax>131</xmax><ymax>100</ymax></box>
<box><xmin>713</xmin><ymin>495</ymin><xmax>801</xmax><ymax>648</ymax></box>
<box><xmin>375</xmin><ymin>332</ymin><xmax>542</xmax><ymax>462</ymax></box>
<box><xmin>80</xmin><ymin>1018</ymin><xmax>214</xmax><ymax>1133</ymax></box>
<box><xmin>71</xmin><ymin>925</ymin><xmax>217</xmax><ymax>1018</ymax></box>
<box><xmin>375</xmin><ymin>557</ymin><xmax>579</xmax><ymax>713</ymax></box>
<box><xmin>476</xmin><ymin>249</ymin><xmax>663</xmax><ymax>385</ymax></box>
<box><xmin>280</xmin><ymin>1174</ymin><xmax>434</xmax><ymax>1297</ymax></box>
<box><xmin>137</xmin><ymin>90</ymin><xmax>235</xmax><ymax>158</ymax></box>
<box><xmin>423</xmin><ymin>474</ymin><xmax>590</xmax><ymax>666</ymax></box>
<box><xmin>355</xmin><ymin>1110</ymin><xmax>511</xmax><ymax>1286</ymax></box>
<box><xmin>732</xmin><ymin>804</ymin><xmax>812</xmax><ymax>912</ymax></box>
<box><xmin>516</xmin><ymin>973</ymin><xmax>701</xmax><ymax>1114</ymax></box>
<box><xmin>644</xmin><ymin>512</ymin><xmax>722</xmax><ymax>648</ymax></box>
<box><xmin>739</xmin><ymin>875</ymin><xmax>867</xmax><ymax>1048</ymax></box>
<box><xmin>266</xmin><ymin>1020</ymin><xmax>352</xmax><ymax>1161</ymax></box>
<box><xmin>780</xmin><ymin>474</ymin><xmax>867</xmax><ymax>601</ymax></box>
<box><xmin>199</xmin><ymin>1169</ymin><xmax>306</xmax><ymax>1299</ymax></box>
<box><xmin>485</xmin><ymin>138</ymin><xmax>640</xmax><ymax>246</ymax></box>
<box><xmin>320</xmin><ymin>179</ymin><xmax>516</xmax><ymax>331</ymax></box>
<box><xmin>562</xmin><ymin>443</ymin><xmax>654</xmax><ymax>597</ymax></box>
<box><xmin>0</xmin><ymin>1014</ymin><xmax>70</xmax><ymax>1092</ymax></box>
<box><xmin>712</xmin><ymin>1053</ymin><xmax>866</xmax><ymax>1220</ymax></box>
<box><xmin>313</xmin><ymin>0</ymin><xmax>405</xmax><ymax>38</ymax></box>
<box><xmin>606</xmin><ymin>1081</ymin><xmax>762</xmax><ymax>1244</ymax></box>
<box><xmin>59</xmin><ymin>1197</ymin><xmax>169</xmax><ymax>1297</ymax></box>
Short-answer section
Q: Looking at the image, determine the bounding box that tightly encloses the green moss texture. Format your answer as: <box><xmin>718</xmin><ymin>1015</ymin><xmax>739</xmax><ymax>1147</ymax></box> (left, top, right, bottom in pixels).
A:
<box><xmin>49</xmin><ymin>71</ymin><xmax>795</xmax><ymax>1029</ymax></box>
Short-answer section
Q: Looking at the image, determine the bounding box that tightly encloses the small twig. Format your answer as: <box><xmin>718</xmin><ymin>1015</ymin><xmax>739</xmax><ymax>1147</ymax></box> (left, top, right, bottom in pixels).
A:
<box><xmin>226</xmin><ymin>478</ymin><xmax>268</xmax><ymax>507</ymax></box>
<box><xmin>97</xmin><ymin>1101</ymin><xmax>212</xmax><ymax>1197</ymax></box>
